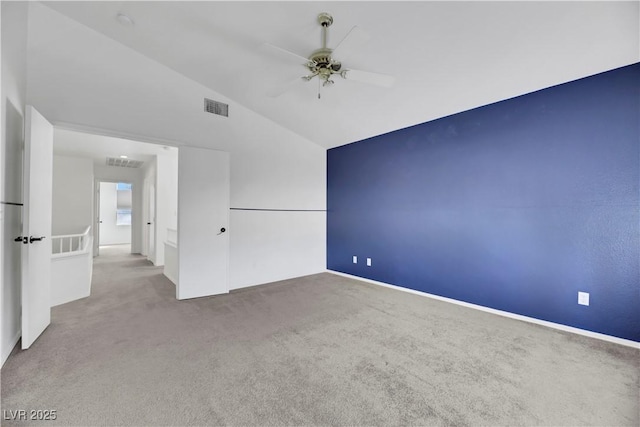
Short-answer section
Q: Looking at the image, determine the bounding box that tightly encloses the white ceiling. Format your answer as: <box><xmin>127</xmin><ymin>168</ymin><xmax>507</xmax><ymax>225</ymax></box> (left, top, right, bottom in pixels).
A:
<box><xmin>54</xmin><ymin>127</ymin><xmax>177</xmax><ymax>166</ymax></box>
<box><xmin>41</xmin><ymin>1</ymin><xmax>639</xmax><ymax>149</ymax></box>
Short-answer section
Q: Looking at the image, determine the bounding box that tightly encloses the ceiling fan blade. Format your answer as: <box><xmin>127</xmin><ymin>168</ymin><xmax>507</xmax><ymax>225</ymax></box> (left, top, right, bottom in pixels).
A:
<box><xmin>342</xmin><ymin>69</ymin><xmax>396</xmax><ymax>88</ymax></box>
<box><xmin>262</xmin><ymin>43</ymin><xmax>310</xmax><ymax>66</ymax></box>
<box><xmin>267</xmin><ymin>76</ymin><xmax>307</xmax><ymax>98</ymax></box>
<box><xmin>332</xmin><ymin>26</ymin><xmax>370</xmax><ymax>62</ymax></box>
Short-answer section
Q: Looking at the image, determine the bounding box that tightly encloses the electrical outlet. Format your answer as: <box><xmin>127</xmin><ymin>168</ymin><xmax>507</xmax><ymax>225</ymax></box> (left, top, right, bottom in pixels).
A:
<box><xmin>367</xmin><ymin>258</ymin><xmax>372</xmax><ymax>266</ymax></box>
<box><xmin>578</xmin><ymin>292</ymin><xmax>590</xmax><ymax>306</ymax></box>
<box><xmin>353</xmin><ymin>256</ymin><xmax>357</xmax><ymax>264</ymax></box>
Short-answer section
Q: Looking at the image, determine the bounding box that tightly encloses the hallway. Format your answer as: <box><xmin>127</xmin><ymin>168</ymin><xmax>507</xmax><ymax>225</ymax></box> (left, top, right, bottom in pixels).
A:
<box><xmin>2</xmin><ymin>246</ymin><xmax>172</xmax><ymax>424</ymax></box>
<box><xmin>92</xmin><ymin>244</ymin><xmax>165</xmax><ymax>308</ymax></box>
<box><xmin>96</xmin><ymin>244</ymin><xmax>133</xmax><ymax>258</ymax></box>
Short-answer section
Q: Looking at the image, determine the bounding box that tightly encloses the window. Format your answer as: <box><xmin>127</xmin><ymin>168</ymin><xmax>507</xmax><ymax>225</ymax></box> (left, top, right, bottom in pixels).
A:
<box><xmin>116</xmin><ymin>182</ymin><xmax>132</xmax><ymax>225</ymax></box>
<box><xmin>116</xmin><ymin>209</ymin><xmax>132</xmax><ymax>226</ymax></box>
<box><xmin>116</xmin><ymin>182</ymin><xmax>132</xmax><ymax>191</ymax></box>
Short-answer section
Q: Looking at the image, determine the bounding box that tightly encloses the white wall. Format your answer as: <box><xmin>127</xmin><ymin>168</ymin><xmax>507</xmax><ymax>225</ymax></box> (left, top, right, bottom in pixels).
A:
<box><xmin>99</xmin><ymin>182</ymin><xmax>131</xmax><ymax>245</ymax></box>
<box><xmin>51</xmin><ymin>240</ymin><xmax>92</xmax><ymax>307</ymax></box>
<box><xmin>1</xmin><ymin>1</ymin><xmax>28</xmax><ymax>367</ymax></box>
<box><xmin>26</xmin><ymin>3</ymin><xmax>326</xmax><ymax>290</ymax></box>
<box><xmin>94</xmin><ymin>165</ymin><xmax>144</xmax><ymax>253</ymax></box>
<box><xmin>163</xmin><ymin>242</ymin><xmax>178</xmax><ymax>285</ymax></box>
<box><xmin>52</xmin><ymin>155</ymin><xmax>94</xmax><ymax>236</ymax></box>
<box><xmin>229</xmin><ymin>211</ymin><xmax>326</xmax><ymax>289</ymax></box>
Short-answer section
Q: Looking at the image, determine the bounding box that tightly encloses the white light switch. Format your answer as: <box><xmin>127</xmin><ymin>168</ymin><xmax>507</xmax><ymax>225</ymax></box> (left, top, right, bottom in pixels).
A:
<box><xmin>367</xmin><ymin>258</ymin><xmax>372</xmax><ymax>266</ymax></box>
<box><xmin>578</xmin><ymin>292</ymin><xmax>590</xmax><ymax>306</ymax></box>
<box><xmin>353</xmin><ymin>256</ymin><xmax>357</xmax><ymax>264</ymax></box>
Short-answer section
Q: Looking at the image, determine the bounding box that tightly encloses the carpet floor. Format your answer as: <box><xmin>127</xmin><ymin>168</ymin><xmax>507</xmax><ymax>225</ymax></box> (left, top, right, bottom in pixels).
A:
<box><xmin>1</xmin><ymin>247</ymin><xmax>638</xmax><ymax>426</ymax></box>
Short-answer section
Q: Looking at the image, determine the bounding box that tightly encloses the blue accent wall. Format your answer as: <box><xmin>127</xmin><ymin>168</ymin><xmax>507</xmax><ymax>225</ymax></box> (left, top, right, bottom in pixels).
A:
<box><xmin>327</xmin><ymin>63</ymin><xmax>640</xmax><ymax>342</ymax></box>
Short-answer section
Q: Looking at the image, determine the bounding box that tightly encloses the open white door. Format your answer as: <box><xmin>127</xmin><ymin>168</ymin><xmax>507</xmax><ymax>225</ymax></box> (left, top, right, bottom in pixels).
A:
<box><xmin>177</xmin><ymin>147</ymin><xmax>229</xmax><ymax>299</ymax></box>
<box><xmin>148</xmin><ymin>184</ymin><xmax>156</xmax><ymax>263</ymax></box>
<box><xmin>21</xmin><ymin>106</ymin><xmax>53</xmax><ymax>349</ymax></box>
<box><xmin>142</xmin><ymin>178</ymin><xmax>149</xmax><ymax>257</ymax></box>
<box><xmin>94</xmin><ymin>180</ymin><xmax>100</xmax><ymax>256</ymax></box>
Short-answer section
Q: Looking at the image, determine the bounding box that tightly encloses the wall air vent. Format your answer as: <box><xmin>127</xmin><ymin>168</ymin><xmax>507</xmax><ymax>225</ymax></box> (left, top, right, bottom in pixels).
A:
<box><xmin>204</xmin><ymin>98</ymin><xmax>229</xmax><ymax>117</ymax></box>
<box><xmin>105</xmin><ymin>157</ymin><xmax>144</xmax><ymax>168</ymax></box>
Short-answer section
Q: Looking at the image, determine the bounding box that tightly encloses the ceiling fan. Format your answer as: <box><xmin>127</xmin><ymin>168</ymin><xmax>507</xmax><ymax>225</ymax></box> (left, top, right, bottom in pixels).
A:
<box><xmin>264</xmin><ymin>13</ymin><xmax>395</xmax><ymax>99</ymax></box>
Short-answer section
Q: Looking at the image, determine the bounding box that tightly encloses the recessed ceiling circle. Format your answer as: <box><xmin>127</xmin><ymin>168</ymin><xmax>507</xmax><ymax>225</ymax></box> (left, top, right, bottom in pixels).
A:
<box><xmin>116</xmin><ymin>13</ymin><xmax>134</xmax><ymax>27</ymax></box>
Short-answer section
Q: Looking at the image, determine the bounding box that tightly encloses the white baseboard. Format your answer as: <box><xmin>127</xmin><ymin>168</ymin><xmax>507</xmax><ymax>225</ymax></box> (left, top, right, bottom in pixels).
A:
<box><xmin>328</xmin><ymin>270</ymin><xmax>640</xmax><ymax>349</ymax></box>
<box><xmin>1</xmin><ymin>330</ymin><xmax>21</xmax><ymax>368</ymax></box>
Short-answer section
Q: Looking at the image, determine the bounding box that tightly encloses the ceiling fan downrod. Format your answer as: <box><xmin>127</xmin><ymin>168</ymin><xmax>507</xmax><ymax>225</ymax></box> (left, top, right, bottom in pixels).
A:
<box><xmin>307</xmin><ymin>12</ymin><xmax>341</xmax><ymax>99</ymax></box>
<box><xmin>318</xmin><ymin>12</ymin><xmax>333</xmax><ymax>48</ymax></box>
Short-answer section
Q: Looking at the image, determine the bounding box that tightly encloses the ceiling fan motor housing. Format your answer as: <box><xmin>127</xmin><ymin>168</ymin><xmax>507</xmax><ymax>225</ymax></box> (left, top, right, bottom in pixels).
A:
<box><xmin>309</xmin><ymin>48</ymin><xmax>342</xmax><ymax>72</ymax></box>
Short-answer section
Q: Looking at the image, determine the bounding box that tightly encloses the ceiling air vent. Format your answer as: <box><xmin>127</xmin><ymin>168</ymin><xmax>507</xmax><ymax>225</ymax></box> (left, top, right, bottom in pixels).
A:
<box><xmin>105</xmin><ymin>157</ymin><xmax>144</xmax><ymax>168</ymax></box>
<box><xmin>204</xmin><ymin>98</ymin><xmax>229</xmax><ymax>117</ymax></box>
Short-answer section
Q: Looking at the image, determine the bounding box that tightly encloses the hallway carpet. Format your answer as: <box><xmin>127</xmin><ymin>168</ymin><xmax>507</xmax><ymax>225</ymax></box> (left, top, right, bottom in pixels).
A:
<box><xmin>1</xmin><ymin>249</ymin><xmax>638</xmax><ymax>426</ymax></box>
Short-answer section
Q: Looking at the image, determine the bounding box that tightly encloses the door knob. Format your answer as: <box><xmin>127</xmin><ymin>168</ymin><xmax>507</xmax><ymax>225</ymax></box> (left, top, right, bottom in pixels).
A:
<box><xmin>14</xmin><ymin>236</ymin><xmax>26</xmax><ymax>243</ymax></box>
<box><xmin>217</xmin><ymin>227</ymin><xmax>226</xmax><ymax>235</ymax></box>
<box><xmin>29</xmin><ymin>236</ymin><xmax>46</xmax><ymax>244</ymax></box>
<box><xmin>147</xmin><ymin>222</ymin><xmax>152</xmax><ymax>225</ymax></box>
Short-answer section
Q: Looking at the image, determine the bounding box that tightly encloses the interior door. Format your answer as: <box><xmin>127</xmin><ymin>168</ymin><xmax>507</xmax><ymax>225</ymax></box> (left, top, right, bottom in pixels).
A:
<box><xmin>98</xmin><ymin>182</ymin><xmax>108</xmax><ymax>249</ymax></box>
<box><xmin>141</xmin><ymin>178</ymin><xmax>149</xmax><ymax>257</ymax></box>
<box><xmin>177</xmin><ymin>147</ymin><xmax>229</xmax><ymax>299</ymax></box>
<box><xmin>94</xmin><ymin>181</ymin><xmax>100</xmax><ymax>256</ymax></box>
<box><xmin>148</xmin><ymin>184</ymin><xmax>155</xmax><ymax>263</ymax></box>
<box><xmin>21</xmin><ymin>105</ymin><xmax>53</xmax><ymax>349</ymax></box>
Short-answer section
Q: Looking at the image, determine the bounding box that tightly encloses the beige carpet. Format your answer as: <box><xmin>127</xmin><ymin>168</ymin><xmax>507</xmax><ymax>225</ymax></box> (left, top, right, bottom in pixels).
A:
<box><xmin>1</xmin><ymin>248</ymin><xmax>638</xmax><ymax>426</ymax></box>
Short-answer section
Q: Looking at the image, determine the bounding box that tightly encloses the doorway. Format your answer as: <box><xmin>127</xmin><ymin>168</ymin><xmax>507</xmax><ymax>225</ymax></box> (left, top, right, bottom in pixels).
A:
<box><xmin>4</xmin><ymin>110</ymin><xmax>231</xmax><ymax>365</ymax></box>
<box><xmin>142</xmin><ymin>178</ymin><xmax>156</xmax><ymax>264</ymax></box>
<box><xmin>97</xmin><ymin>181</ymin><xmax>133</xmax><ymax>254</ymax></box>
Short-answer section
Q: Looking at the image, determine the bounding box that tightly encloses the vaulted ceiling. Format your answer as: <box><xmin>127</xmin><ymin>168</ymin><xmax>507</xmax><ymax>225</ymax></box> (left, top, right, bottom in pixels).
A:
<box><xmin>38</xmin><ymin>1</ymin><xmax>639</xmax><ymax>149</ymax></box>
